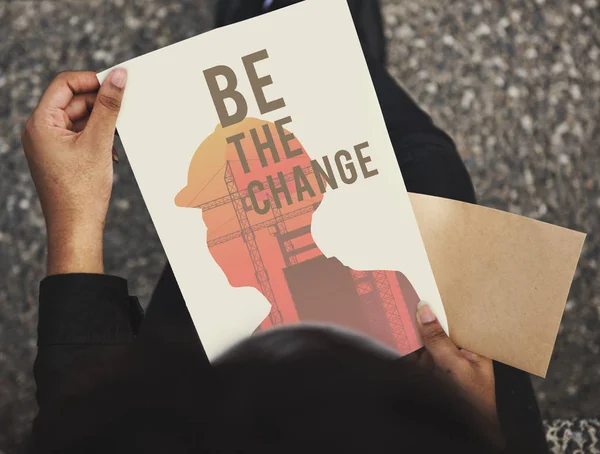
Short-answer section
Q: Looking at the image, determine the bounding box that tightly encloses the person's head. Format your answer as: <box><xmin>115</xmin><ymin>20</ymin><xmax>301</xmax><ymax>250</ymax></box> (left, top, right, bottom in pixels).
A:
<box><xmin>175</xmin><ymin>118</ymin><xmax>324</xmax><ymax>286</ymax></box>
<box><xmin>201</xmin><ymin>326</ymin><xmax>502</xmax><ymax>453</ymax></box>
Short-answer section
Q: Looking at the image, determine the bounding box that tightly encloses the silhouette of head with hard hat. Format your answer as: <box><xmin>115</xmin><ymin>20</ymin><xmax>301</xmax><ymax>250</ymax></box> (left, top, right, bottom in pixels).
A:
<box><xmin>175</xmin><ymin>118</ymin><xmax>324</xmax><ymax>294</ymax></box>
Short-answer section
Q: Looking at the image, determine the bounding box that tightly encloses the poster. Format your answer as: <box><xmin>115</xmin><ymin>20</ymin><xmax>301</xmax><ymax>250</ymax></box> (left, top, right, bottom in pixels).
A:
<box><xmin>99</xmin><ymin>0</ymin><xmax>446</xmax><ymax>360</ymax></box>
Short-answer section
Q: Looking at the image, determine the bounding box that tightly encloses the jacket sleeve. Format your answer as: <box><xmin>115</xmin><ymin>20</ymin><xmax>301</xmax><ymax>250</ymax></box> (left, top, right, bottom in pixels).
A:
<box><xmin>32</xmin><ymin>274</ymin><xmax>143</xmax><ymax>450</ymax></box>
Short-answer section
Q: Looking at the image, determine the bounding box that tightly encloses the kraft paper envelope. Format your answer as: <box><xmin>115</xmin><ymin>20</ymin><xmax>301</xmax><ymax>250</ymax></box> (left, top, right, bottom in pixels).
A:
<box><xmin>410</xmin><ymin>193</ymin><xmax>586</xmax><ymax>377</ymax></box>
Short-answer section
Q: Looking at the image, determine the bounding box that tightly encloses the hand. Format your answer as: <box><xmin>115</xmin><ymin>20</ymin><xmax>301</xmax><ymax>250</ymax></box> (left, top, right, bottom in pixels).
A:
<box><xmin>21</xmin><ymin>69</ymin><xmax>127</xmax><ymax>275</ymax></box>
<box><xmin>415</xmin><ymin>302</ymin><xmax>505</xmax><ymax>448</ymax></box>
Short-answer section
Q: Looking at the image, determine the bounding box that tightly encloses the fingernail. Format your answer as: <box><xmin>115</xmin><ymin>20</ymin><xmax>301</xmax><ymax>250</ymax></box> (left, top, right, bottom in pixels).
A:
<box><xmin>417</xmin><ymin>302</ymin><xmax>437</xmax><ymax>324</ymax></box>
<box><xmin>110</xmin><ymin>68</ymin><xmax>127</xmax><ymax>89</ymax></box>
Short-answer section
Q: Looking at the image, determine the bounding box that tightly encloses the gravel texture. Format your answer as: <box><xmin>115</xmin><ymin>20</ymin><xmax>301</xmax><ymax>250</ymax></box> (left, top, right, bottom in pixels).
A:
<box><xmin>0</xmin><ymin>0</ymin><xmax>598</xmax><ymax>452</ymax></box>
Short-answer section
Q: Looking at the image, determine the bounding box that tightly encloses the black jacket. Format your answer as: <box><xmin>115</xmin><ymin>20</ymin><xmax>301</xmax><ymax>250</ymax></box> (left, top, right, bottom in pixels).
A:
<box><xmin>32</xmin><ymin>271</ymin><xmax>549</xmax><ymax>453</ymax></box>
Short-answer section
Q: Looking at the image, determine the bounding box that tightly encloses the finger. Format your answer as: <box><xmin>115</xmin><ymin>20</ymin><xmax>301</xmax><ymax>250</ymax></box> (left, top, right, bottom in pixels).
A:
<box><xmin>460</xmin><ymin>349</ymin><xmax>483</xmax><ymax>363</ymax></box>
<box><xmin>417</xmin><ymin>302</ymin><xmax>463</xmax><ymax>372</ymax></box>
<box><xmin>84</xmin><ymin>68</ymin><xmax>127</xmax><ymax>146</ymax></box>
<box><xmin>38</xmin><ymin>71</ymin><xmax>100</xmax><ymax>111</ymax></box>
<box><xmin>64</xmin><ymin>92</ymin><xmax>97</xmax><ymax>122</ymax></box>
<box><xmin>72</xmin><ymin>118</ymin><xmax>89</xmax><ymax>133</ymax></box>
<box><xmin>460</xmin><ymin>349</ymin><xmax>494</xmax><ymax>376</ymax></box>
<box><xmin>72</xmin><ymin>120</ymin><xmax>115</xmax><ymax>135</ymax></box>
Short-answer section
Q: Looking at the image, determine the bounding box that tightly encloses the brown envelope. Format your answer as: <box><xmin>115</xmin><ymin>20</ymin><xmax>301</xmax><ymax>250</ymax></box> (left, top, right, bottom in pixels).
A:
<box><xmin>410</xmin><ymin>193</ymin><xmax>586</xmax><ymax>377</ymax></box>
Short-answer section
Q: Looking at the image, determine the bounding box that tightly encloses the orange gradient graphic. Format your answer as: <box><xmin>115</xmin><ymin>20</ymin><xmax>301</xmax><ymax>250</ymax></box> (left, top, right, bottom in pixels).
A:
<box><xmin>175</xmin><ymin>118</ymin><xmax>421</xmax><ymax>353</ymax></box>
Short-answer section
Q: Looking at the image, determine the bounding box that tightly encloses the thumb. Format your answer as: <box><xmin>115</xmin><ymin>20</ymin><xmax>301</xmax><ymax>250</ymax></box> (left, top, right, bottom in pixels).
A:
<box><xmin>417</xmin><ymin>302</ymin><xmax>462</xmax><ymax>371</ymax></box>
<box><xmin>85</xmin><ymin>67</ymin><xmax>127</xmax><ymax>146</ymax></box>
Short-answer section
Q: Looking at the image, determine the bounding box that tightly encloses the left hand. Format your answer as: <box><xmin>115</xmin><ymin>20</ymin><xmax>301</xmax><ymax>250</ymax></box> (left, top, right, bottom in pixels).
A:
<box><xmin>21</xmin><ymin>69</ymin><xmax>127</xmax><ymax>275</ymax></box>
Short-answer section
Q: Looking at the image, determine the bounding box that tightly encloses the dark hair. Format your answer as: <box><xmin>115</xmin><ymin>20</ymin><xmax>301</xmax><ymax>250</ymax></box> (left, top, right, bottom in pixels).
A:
<box><xmin>203</xmin><ymin>326</ymin><xmax>498</xmax><ymax>453</ymax></box>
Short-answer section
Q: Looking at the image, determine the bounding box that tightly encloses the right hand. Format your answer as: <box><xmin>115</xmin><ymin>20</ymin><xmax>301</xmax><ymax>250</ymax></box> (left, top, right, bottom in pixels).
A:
<box><xmin>415</xmin><ymin>302</ymin><xmax>504</xmax><ymax>448</ymax></box>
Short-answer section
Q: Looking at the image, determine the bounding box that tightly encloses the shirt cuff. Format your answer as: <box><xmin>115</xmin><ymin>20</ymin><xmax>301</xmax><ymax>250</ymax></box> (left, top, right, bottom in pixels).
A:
<box><xmin>38</xmin><ymin>274</ymin><xmax>144</xmax><ymax>346</ymax></box>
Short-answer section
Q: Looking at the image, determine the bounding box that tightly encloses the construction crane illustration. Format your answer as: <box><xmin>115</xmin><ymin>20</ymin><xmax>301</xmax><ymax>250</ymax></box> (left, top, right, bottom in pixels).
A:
<box><xmin>196</xmin><ymin>161</ymin><xmax>410</xmax><ymax>351</ymax></box>
<box><xmin>351</xmin><ymin>270</ymin><xmax>410</xmax><ymax>351</ymax></box>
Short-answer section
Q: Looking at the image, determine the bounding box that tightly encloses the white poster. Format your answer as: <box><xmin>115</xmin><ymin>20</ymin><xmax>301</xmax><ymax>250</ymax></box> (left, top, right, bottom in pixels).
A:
<box><xmin>99</xmin><ymin>0</ymin><xmax>446</xmax><ymax>361</ymax></box>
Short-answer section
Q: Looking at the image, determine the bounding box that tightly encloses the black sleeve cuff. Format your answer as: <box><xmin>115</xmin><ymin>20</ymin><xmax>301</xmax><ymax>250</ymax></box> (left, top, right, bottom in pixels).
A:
<box><xmin>38</xmin><ymin>274</ymin><xmax>144</xmax><ymax>346</ymax></box>
<box><xmin>494</xmin><ymin>362</ymin><xmax>549</xmax><ymax>453</ymax></box>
